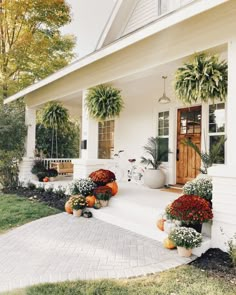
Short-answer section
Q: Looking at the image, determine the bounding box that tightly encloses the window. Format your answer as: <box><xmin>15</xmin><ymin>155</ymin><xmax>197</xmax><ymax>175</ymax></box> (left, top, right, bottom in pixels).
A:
<box><xmin>158</xmin><ymin>111</ymin><xmax>169</xmax><ymax>161</ymax></box>
<box><xmin>208</xmin><ymin>103</ymin><xmax>225</xmax><ymax>164</ymax></box>
<box><xmin>98</xmin><ymin>120</ymin><xmax>114</xmax><ymax>159</ymax></box>
<box><xmin>180</xmin><ymin>108</ymin><xmax>201</xmax><ymax>135</ymax></box>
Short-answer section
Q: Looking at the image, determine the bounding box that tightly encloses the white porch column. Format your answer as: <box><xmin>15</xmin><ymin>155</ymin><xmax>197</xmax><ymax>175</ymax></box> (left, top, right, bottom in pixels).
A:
<box><xmin>18</xmin><ymin>106</ymin><xmax>37</xmax><ymax>184</ymax></box>
<box><xmin>25</xmin><ymin>106</ymin><xmax>36</xmax><ymax>158</ymax></box>
<box><xmin>81</xmin><ymin>90</ymin><xmax>98</xmax><ymax>159</ymax></box>
<box><xmin>208</xmin><ymin>38</ymin><xmax>236</xmax><ymax>251</ymax></box>
<box><xmin>72</xmin><ymin>90</ymin><xmax>100</xmax><ymax>178</ymax></box>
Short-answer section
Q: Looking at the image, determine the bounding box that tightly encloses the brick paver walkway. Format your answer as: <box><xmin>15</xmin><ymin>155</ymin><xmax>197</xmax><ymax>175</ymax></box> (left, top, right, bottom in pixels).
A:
<box><xmin>0</xmin><ymin>213</ymin><xmax>193</xmax><ymax>292</ymax></box>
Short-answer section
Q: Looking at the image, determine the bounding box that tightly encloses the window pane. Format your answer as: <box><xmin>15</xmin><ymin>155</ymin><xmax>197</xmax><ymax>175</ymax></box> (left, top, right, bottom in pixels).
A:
<box><xmin>209</xmin><ymin>135</ymin><xmax>225</xmax><ymax>164</ymax></box>
<box><xmin>209</xmin><ymin>103</ymin><xmax>225</xmax><ymax>133</ymax></box>
<box><xmin>159</xmin><ymin>138</ymin><xmax>169</xmax><ymax>162</ymax></box>
<box><xmin>158</xmin><ymin>128</ymin><xmax>164</xmax><ymax>136</ymax></box>
<box><xmin>98</xmin><ymin>120</ymin><xmax>114</xmax><ymax>159</ymax></box>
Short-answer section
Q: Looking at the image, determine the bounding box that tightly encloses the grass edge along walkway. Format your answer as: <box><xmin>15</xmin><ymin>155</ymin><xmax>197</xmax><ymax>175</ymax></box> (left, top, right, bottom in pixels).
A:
<box><xmin>0</xmin><ymin>194</ymin><xmax>60</xmax><ymax>234</ymax></box>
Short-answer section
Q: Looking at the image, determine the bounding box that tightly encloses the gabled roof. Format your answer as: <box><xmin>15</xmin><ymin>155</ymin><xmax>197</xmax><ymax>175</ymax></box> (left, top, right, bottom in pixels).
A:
<box><xmin>4</xmin><ymin>0</ymin><xmax>227</xmax><ymax>105</ymax></box>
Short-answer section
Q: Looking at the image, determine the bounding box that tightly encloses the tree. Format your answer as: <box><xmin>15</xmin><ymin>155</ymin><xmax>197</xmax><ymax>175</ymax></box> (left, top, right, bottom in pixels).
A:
<box><xmin>0</xmin><ymin>0</ymin><xmax>75</xmax><ymax>100</ymax></box>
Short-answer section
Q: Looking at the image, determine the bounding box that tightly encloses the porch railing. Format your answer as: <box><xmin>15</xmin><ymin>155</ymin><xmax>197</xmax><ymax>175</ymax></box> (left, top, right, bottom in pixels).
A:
<box><xmin>42</xmin><ymin>158</ymin><xmax>72</xmax><ymax>170</ymax></box>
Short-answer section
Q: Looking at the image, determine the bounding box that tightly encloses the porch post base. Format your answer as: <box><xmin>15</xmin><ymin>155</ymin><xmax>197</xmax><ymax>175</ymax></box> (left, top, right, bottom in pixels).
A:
<box><xmin>19</xmin><ymin>157</ymin><xmax>35</xmax><ymax>185</ymax></box>
<box><xmin>71</xmin><ymin>159</ymin><xmax>110</xmax><ymax>179</ymax></box>
<box><xmin>208</xmin><ymin>165</ymin><xmax>236</xmax><ymax>251</ymax></box>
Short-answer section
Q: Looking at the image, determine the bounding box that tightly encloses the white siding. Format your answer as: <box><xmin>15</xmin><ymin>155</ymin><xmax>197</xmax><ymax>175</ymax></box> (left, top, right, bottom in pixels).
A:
<box><xmin>122</xmin><ymin>0</ymin><xmax>193</xmax><ymax>37</ymax></box>
<box><xmin>122</xmin><ymin>0</ymin><xmax>159</xmax><ymax>36</ymax></box>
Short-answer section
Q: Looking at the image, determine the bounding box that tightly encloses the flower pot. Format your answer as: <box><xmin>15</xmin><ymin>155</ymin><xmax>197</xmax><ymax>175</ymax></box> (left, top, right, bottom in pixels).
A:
<box><xmin>100</xmin><ymin>200</ymin><xmax>109</xmax><ymax>207</ymax></box>
<box><xmin>73</xmin><ymin>209</ymin><xmax>82</xmax><ymax>217</ymax></box>
<box><xmin>143</xmin><ymin>169</ymin><xmax>165</xmax><ymax>189</ymax></box>
<box><xmin>177</xmin><ymin>246</ymin><xmax>192</xmax><ymax>257</ymax></box>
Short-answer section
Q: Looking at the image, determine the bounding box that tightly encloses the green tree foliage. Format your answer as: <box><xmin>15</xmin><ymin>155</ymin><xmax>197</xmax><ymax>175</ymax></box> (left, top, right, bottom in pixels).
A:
<box><xmin>0</xmin><ymin>0</ymin><xmax>75</xmax><ymax>100</ymax></box>
<box><xmin>0</xmin><ymin>0</ymin><xmax>75</xmax><ymax>187</ymax></box>
<box><xmin>36</xmin><ymin>122</ymin><xmax>80</xmax><ymax>159</ymax></box>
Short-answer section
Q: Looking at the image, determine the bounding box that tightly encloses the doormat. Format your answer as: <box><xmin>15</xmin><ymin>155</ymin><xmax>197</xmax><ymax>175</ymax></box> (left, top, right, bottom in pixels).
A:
<box><xmin>160</xmin><ymin>187</ymin><xmax>183</xmax><ymax>194</ymax></box>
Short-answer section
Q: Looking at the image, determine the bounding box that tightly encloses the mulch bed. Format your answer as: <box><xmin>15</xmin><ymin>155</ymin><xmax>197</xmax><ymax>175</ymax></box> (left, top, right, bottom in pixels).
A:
<box><xmin>2</xmin><ymin>187</ymin><xmax>68</xmax><ymax>211</ymax></box>
<box><xmin>191</xmin><ymin>248</ymin><xmax>236</xmax><ymax>284</ymax></box>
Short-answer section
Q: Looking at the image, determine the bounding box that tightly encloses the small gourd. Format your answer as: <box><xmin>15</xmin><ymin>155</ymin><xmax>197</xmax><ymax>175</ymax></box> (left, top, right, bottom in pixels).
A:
<box><xmin>163</xmin><ymin>237</ymin><xmax>176</xmax><ymax>249</ymax></box>
<box><xmin>43</xmin><ymin>177</ymin><xmax>49</xmax><ymax>182</ymax></box>
<box><xmin>93</xmin><ymin>200</ymin><xmax>101</xmax><ymax>209</ymax></box>
<box><xmin>156</xmin><ymin>218</ymin><xmax>166</xmax><ymax>231</ymax></box>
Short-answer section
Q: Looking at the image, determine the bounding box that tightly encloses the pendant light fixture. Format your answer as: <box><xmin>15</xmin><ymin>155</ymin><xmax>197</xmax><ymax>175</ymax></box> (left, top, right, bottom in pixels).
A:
<box><xmin>158</xmin><ymin>76</ymin><xmax>171</xmax><ymax>104</ymax></box>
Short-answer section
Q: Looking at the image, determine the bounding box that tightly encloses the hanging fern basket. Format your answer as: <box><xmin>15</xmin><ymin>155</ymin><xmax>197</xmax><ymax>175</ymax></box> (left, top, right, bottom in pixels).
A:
<box><xmin>175</xmin><ymin>53</ymin><xmax>228</xmax><ymax>104</ymax></box>
<box><xmin>86</xmin><ymin>84</ymin><xmax>124</xmax><ymax>121</ymax></box>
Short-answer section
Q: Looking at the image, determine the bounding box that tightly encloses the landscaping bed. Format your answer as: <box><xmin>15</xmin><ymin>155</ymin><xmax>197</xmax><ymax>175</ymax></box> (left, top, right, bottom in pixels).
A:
<box><xmin>2</xmin><ymin>186</ymin><xmax>68</xmax><ymax>211</ymax></box>
<box><xmin>191</xmin><ymin>248</ymin><xmax>236</xmax><ymax>285</ymax></box>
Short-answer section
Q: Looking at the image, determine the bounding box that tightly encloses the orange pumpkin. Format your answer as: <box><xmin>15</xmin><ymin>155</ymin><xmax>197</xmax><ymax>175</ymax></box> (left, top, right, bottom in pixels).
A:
<box><xmin>86</xmin><ymin>195</ymin><xmax>96</xmax><ymax>207</ymax></box>
<box><xmin>163</xmin><ymin>237</ymin><xmax>176</xmax><ymax>249</ymax></box>
<box><xmin>156</xmin><ymin>218</ymin><xmax>166</xmax><ymax>231</ymax></box>
<box><xmin>106</xmin><ymin>181</ymin><xmax>118</xmax><ymax>196</ymax></box>
<box><xmin>65</xmin><ymin>200</ymin><xmax>73</xmax><ymax>214</ymax></box>
<box><xmin>43</xmin><ymin>177</ymin><xmax>49</xmax><ymax>182</ymax></box>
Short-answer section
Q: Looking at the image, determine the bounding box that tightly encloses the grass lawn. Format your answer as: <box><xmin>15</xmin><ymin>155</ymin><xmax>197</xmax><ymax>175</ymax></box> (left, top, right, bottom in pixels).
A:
<box><xmin>4</xmin><ymin>266</ymin><xmax>235</xmax><ymax>295</ymax></box>
<box><xmin>0</xmin><ymin>194</ymin><xmax>61</xmax><ymax>233</ymax></box>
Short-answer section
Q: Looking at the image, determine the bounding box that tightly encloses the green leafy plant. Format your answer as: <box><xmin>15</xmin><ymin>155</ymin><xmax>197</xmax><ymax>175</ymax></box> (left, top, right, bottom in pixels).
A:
<box><xmin>169</xmin><ymin>227</ymin><xmax>202</xmax><ymax>249</ymax></box>
<box><xmin>47</xmin><ymin>169</ymin><xmax>58</xmax><ymax>178</ymax></box>
<box><xmin>175</xmin><ymin>53</ymin><xmax>227</xmax><ymax>104</ymax></box>
<box><xmin>31</xmin><ymin>160</ymin><xmax>47</xmax><ymax>175</ymax></box>
<box><xmin>86</xmin><ymin>84</ymin><xmax>124</xmax><ymax>121</ymax></box>
<box><xmin>94</xmin><ymin>186</ymin><xmax>112</xmax><ymax>201</ymax></box>
<box><xmin>141</xmin><ymin>136</ymin><xmax>170</xmax><ymax>169</ymax></box>
<box><xmin>183</xmin><ymin>137</ymin><xmax>226</xmax><ymax>174</ymax></box>
<box><xmin>40</xmin><ymin>102</ymin><xmax>69</xmax><ymax>158</ymax></box>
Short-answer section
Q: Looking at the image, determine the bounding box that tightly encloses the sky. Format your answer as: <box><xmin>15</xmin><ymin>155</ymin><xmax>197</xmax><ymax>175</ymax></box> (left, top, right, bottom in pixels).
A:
<box><xmin>62</xmin><ymin>0</ymin><xmax>117</xmax><ymax>58</ymax></box>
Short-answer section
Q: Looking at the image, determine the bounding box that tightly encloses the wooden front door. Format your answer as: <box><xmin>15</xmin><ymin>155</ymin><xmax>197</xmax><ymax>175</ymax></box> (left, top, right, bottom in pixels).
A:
<box><xmin>176</xmin><ymin>106</ymin><xmax>202</xmax><ymax>184</ymax></box>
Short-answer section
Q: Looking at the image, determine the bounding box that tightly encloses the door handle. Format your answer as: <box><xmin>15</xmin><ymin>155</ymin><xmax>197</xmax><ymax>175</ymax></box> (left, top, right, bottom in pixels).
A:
<box><xmin>176</xmin><ymin>149</ymin><xmax>179</xmax><ymax>161</ymax></box>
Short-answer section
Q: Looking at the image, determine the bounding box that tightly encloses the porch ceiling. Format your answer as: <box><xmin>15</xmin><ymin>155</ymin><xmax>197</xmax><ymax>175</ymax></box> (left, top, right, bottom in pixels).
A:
<box><xmin>14</xmin><ymin>0</ymin><xmax>235</xmax><ymax>108</ymax></box>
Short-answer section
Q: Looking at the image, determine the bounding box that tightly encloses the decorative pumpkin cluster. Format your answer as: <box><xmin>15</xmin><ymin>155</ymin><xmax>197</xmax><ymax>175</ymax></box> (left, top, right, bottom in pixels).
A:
<box><xmin>65</xmin><ymin>169</ymin><xmax>118</xmax><ymax>214</ymax></box>
<box><xmin>89</xmin><ymin>169</ymin><xmax>116</xmax><ymax>185</ymax></box>
<box><xmin>168</xmin><ymin>195</ymin><xmax>213</xmax><ymax>224</ymax></box>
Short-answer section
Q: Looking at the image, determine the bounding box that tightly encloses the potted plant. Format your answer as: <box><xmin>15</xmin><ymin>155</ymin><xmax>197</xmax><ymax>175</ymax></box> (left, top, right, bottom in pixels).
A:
<box><xmin>93</xmin><ymin>186</ymin><xmax>112</xmax><ymax>207</ymax></box>
<box><xmin>69</xmin><ymin>195</ymin><xmax>87</xmax><ymax>217</ymax></box>
<box><xmin>141</xmin><ymin>136</ymin><xmax>169</xmax><ymax>188</ymax></box>
<box><xmin>69</xmin><ymin>178</ymin><xmax>97</xmax><ymax>197</ymax></box>
<box><xmin>183</xmin><ymin>177</ymin><xmax>213</xmax><ymax>202</ymax></box>
<box><xmin>169</xmin><ymin>227</ymin><xmax>202</xmax><ymax>257</ymax></box>
<box><xmin>168</xmin><ymin>195</ymin><xmax>213</xmax><ymax>233</ymax></box>
<box><xmin>31</xmin><ymin>160</ymin><xmax>47</xmax><ymax>181</ymax></box>
<box><xmin>47</xmin><ymin>168</ymin><xmax>58</xmax><ymax>182</ymax></box>
<box><xmin>89</xmin><ymin>169</ymin><xmax>116</xmax><ymax>186</ymax></box>
<box><xmin>86</xmin><ymin>84</ymin><xmax>124</xmax><ymax>121</ymax></box>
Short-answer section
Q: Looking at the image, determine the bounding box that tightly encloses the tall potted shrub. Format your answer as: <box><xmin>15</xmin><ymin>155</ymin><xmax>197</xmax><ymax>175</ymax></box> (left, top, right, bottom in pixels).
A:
<box><xmin>141</xmin><ymin>136</ymin><xmax>169</xmax><ymax>189</ymax></box>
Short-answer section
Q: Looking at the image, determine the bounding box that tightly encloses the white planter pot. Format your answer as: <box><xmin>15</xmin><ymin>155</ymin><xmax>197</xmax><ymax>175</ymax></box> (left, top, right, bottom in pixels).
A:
<box><xmin>177</xmin><ymin>246</ymin><xmax>192</xmax><ymax>257</ymax></box>
<box><xmin>100</xmin><ymin>200</ymin><xmax>109</xmax><ymax>207</ymax></box>
<box><xmin>73</xmin><ymin>209</ymin><xmax>82</xmax><ymax>217</ymax></box>
<box><xmin>143</xmin><ymin>169</ymin><xmax>165</xmax><ymax>189</ymax></box>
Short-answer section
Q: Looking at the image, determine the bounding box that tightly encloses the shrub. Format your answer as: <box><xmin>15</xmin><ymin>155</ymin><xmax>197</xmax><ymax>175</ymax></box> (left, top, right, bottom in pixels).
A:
<box><xmin>89</xmin><ymin>169</ymin><xmax>116</xmax><ymax>185</ymax></box>
<box><xmin>93</xmin><ymin>186</ymin><xmax>112</xmax><ymax>201</ymax></box>
<box><xmin>31</xmin><ymin>160</ymin><xmax>47</xmax><ymax>175</ymax></box>
<box><xmin>27</xmin><ymin>182</ymin><xmax>36</xmax><ymax>190</ymax></box>
<box><xmin>169</xmin><ymin>195</ymin><xmax>213</xmax><ymax>224</ymax></box>
<box><xmin>69</xmin><ymin>178</ymin><xmax>96</xmax><ymax>196</ymax></box>
<box><xmin>47</xmin><ymin>169</ymin><xmax>58</xmax><ymax>178</ymax></box>
<box><xmin>183</xmin><ymin>177</ymin><xmax>212</xmax><ymax>201</ymax></box>
<box><xmin>169</xmin><ymin>227</ymin><xmax>202</xmax><ymax>249</ymax></box>
<box><xmin>0</xmin><ymin>151</ymin><xmax>19</xmax><ymax>189</ymax></box>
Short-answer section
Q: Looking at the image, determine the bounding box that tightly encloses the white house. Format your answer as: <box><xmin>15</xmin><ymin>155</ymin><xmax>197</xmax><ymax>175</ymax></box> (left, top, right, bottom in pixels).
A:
<box><xmin>5</xmin><ymin>0</ymin><xmax>236</xmax><ymax>251</ymax></box>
